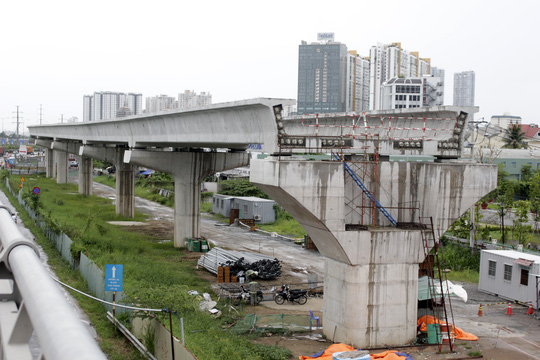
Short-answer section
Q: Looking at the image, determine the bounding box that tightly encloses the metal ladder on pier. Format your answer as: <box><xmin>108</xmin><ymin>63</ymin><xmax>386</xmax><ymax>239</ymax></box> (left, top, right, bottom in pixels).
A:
<box><xmin>332</xmin><ymin>153</ymin><xmax>397</xmax><ymax>226</ymax></box>
<box><xmin>420</xmin><ymin>216</ymin><xmax>455</xmax><ymax>352</ymax></box>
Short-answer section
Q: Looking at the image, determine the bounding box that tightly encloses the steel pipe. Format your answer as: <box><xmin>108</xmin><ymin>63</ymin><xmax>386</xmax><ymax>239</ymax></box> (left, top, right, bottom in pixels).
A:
<box><xmin>0</xmin><ymin>203</ymin><xmax>106</xmax><ymax>359</ymax></box>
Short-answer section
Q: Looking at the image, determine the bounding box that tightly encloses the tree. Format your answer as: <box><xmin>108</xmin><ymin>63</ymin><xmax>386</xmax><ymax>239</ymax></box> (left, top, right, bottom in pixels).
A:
<box><xmin>219</xmin><ymin>179</ymin><xmax>269</xmax><ymax>199</ymax></box>
<box><xmin>502</xmin><ymin>124</ymin><xmax>529</xmax><ymax>149</ymax></box>
<box><xmin>511</xmin><ymin>200</ymin><xmax>532</xmax><ymax>245</ymax></box>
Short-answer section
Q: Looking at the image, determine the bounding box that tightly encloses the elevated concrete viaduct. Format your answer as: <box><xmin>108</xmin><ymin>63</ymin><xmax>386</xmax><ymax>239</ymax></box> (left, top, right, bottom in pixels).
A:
<box><xmin>29</xmin><ymin>98</ymin><xmax>291</xmax><ymax>246</ymax></box>
<box><xmin>28</xmin><ymin>99</ymin><xmax>498</xmax><ymax>348</ymax></box>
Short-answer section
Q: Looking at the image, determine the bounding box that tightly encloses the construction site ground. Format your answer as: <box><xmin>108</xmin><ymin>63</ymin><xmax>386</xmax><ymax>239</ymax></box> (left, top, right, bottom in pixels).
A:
<box><xmin>92</xmin><ymin>182</ymin><xmax>540</xmax><ymax>360</ymax></box>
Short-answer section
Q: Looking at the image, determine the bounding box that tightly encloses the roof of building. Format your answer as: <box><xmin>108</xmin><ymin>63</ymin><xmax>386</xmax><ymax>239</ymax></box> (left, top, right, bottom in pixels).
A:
<box><xmin>482</xmin><ymin>250</ymin><xmax>540</xmax><ymax>263</ymax></box>
<box><xmin>519</xmin><ymin>124</ymin><xmax>540</xmax><ymax>138</ymax></box>
<box><xmin>491</xmin><ymin>115</ymin><xmax>522</xmax><ymax>120</ymax></box>
<box><xmin>386</xmin><ymin>78</ymin><xmax>422</xmax><ymax>85</ymax></box>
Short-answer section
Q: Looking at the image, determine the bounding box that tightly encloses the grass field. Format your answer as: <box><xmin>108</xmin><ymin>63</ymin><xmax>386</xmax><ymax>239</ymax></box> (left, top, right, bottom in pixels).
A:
<box><xmin>2</xmin><ymin>174</ymin><xmax>291</xmax><ymax>360</ymax></box>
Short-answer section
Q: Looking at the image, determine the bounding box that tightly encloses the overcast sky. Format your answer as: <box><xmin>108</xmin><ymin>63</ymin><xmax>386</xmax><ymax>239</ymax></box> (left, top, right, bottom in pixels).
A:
<box><xmin>1</xmin><ymin>0</ymin><xmax>539</xmax><ymax>134</ymax></box>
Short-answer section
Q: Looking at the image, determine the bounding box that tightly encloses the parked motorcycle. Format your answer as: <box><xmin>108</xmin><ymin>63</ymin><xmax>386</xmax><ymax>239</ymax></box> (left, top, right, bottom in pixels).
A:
<box><xmin>233</xmin><ymin>285</ymin><xmax>263</xmax><ymax>305</ymax></box>
<box><xmin>274</xmin><ymin>285</ymin><xmax>308</xmax><ymax>305</ymax></box>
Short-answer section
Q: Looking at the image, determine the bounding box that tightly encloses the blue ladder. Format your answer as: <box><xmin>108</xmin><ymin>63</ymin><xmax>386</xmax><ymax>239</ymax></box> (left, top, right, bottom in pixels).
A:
<box><xmin>333</xmin><ymin>154</ymin><xmax>397</xmax><ymax>226</ymax></box>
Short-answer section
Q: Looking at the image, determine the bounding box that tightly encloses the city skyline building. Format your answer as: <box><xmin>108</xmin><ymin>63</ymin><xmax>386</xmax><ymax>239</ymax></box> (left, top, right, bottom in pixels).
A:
<box><xmin>453</xmin><ymin>70</ymin><xmax>475</xmax><ymax>107</ymax></box>
<box><xmin>297</xmin><ymin>34</ymin><xmax>368</xmax><ymax>115</ymax></box>
<box><xmin>380</xmin><ymin>76</ymin><xmax>444</xmax><ymax>110</ymax></box>
<box><xmin>83</xmin><ymin>92</ymin><xmax>142</xmax><ymax>121</ymax></box>
<box><xmin>490</xmin><ymin>113</ymin><xmax>522</xmax><ymax>128</ymax></box>
<box><xmin>346</xmin><ymin>51</ymin><xmax>370</xmax><ymax>113</ymax></box>
<box><xmin>369</xmin><ymin>42</ymin><xmax>435</xmax><ymax>110</ymax></box>
<box><xmin>178</xmin><ymin>90</ymin><xmax>212</xmax><ymax>109</ymax></box>
<box><xmin>145</xmin><ymin>95</ymin><xmax>177</xmax><ymax>114</ymax></box>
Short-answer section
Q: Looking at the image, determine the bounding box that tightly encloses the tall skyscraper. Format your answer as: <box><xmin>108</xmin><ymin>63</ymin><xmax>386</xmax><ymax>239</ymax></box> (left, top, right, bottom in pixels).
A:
<box><xmin>83</xmin><ymin>92</ymin><xmax>143</xmax><ymax>121</ymax></box>
<box><xmin>453</xmin><ymin>71</ymin><xmax>475</xmax><ymax>107</ymax></box>
<box><xmin>346</xmin><ymin>51</ymin><xmax>370</xmax><ymax>113</ymax></box>
<box><xmin>297</xmin><ymin>34</ymin><xmax>369</xmax><ymax>115</ymax></box>
<box><xmin>369</xmin><ymin>43</ymin><xmax>434</xmax><ymax>110</ymax></box>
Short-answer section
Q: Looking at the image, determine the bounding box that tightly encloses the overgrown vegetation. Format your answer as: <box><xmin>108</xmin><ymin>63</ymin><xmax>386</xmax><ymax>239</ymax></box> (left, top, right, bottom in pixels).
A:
<box><xmin>2</xmin><ymin>174</ymin><xmax>291</xmax><ymax>360</ymax></box>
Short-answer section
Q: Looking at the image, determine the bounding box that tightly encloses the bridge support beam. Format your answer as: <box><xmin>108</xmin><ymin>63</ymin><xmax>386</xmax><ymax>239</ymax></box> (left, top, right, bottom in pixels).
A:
<box><xmin>125</xmin><ymin>150</ymin><xmax>249</xmax><ymax>247</ymax></box>
<box><xmin>45</xmin><ymin>148</ymin><xmax>54</xmax><ymax>178</ymax></box>
<box><xmin>251</xmin><ymin>159</ymin><xmax>497</xmax><ymax>348</ymax></box>
<box><xmin>79</xmin><ymin>156</ymin><xmax>93</xmax><ymax>196</ymax></box>
<box><xmin>54</xmin><ymin>150</ymin><xmax>68</xmax><ymax>184</ymax></box>
<box><xmin>80</xmin><ymin>146</ymin><xmax>133</xmax><ymax>217</ymax></box>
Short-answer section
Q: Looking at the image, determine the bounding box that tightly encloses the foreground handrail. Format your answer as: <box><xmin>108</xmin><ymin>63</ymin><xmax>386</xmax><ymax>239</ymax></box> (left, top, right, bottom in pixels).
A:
<box><xmin>0</xmin><ymin>200</ymin><xmax>106</xmax><ymax>359</ymax></box>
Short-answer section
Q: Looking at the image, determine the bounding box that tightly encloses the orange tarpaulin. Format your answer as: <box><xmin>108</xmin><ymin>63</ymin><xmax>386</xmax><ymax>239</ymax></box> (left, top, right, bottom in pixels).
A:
<box><xmin>299</xmin><ymin>344</ymin><xmax>413</xmax><ymax>360</ymax></box>
<box><xmin>417</xmin><ymin>315</ymin><xmax>478</xmax><ymax>341</ymax></box>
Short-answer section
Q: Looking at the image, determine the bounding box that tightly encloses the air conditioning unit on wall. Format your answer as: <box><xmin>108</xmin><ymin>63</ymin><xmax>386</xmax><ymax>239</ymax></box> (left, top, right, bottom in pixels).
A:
<box><xmin>253</xmin><ymin>214</ymin><xmax>261</xmax><ymax>221</ymax></box>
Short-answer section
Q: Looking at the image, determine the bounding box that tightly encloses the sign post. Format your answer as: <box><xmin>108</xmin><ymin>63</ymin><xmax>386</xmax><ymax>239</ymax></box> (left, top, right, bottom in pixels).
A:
<box><xmin>105</xmin><ymin>264</ymin><xmax>123</xmax><ymax>318</ymax></box>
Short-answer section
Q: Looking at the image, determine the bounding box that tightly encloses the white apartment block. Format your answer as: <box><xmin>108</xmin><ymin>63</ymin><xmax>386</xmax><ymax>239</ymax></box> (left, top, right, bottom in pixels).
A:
<box><xmin>83</xmin><ymin>92</ymin><xmax>142</xmax><ymax>121</ymax></box>
<box><xmin>490</xmin><ymin>114</ymin><xmax>522</xmax><ymax>128</ymax></box>
<box><xmin>178</xmin><ymin>90</ymin><xmax>212</xmax><ymax>109</ymax></box>
<box><xmin>346</xmin><ymin>51</ymin><xmax>370</xmax><ymax>113</ymax></box>
<box><xmin>145</xmin><ymin>95</ymin><xmax>177</xmax><ymax>114</ymax></box>
<box><xmin>380</xmin><ymin>76</ymin><xmax>443</xmax><ymax>110</ymax></box>
<box><xmin>369</xmin><ymin>42</ymin><xmax>435</xmax><ymax>111</ymax></box>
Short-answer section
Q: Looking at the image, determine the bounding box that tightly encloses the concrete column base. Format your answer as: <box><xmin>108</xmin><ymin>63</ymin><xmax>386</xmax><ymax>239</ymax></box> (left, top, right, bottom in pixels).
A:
<box><xmin>45</xmin><ymin>149</ymin><xmax>54</xmax><ymax>178</ymax></box>
<box><xmin>116</xmin><ymin>150</ymin><xmax>134</xmax><ymax>218</ymax></box>
<box><xmin>323</xmin><ymin>257</ymin><xmax>419</xmax><ymax>348</ymax></box>
<box><xmin>55</xmin><ymin>151</ymin><xmax>68</xmax><ymax>184</ymax></box>
<box><xmin>78</xmin><ymin>157</ymin><xmax>93</xmax><ymax>196</ymax></box>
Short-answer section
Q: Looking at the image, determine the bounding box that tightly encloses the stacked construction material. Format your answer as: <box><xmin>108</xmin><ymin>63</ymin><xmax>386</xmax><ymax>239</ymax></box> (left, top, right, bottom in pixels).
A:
<box><xmin>198</xmin><ymin>247</ymin><xmax>281</xmax><ymax>280</ymax></box>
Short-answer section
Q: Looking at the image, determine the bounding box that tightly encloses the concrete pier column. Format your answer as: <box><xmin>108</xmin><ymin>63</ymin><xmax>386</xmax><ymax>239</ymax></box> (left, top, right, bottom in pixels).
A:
<box><xmin>124</xmin><ymin>150</ymin><xmax>249</xmax><ymax>247</ymax></box>
<box><xmin>78</xmin><ymin>157</ymin><xmax>93</xmax><ymax>196</ymax></box>
<box><xmin>116</xmin><ymin>149</ymin><xmax>134</xmax><ymax>218</ymax></box>
<box><xmin>55</xmin><ymin>151</ymin><xmax>68</xmax><ymax>184</ymax></box>
<box><xmin>45</xmin><ymin>148</ymin><xmax>54</xmax><ymax>178</ymax></box>
<box><xmin>250</xmin><ymin>158</ymin><xmax>498</xmax><ymax>348</ymax></box>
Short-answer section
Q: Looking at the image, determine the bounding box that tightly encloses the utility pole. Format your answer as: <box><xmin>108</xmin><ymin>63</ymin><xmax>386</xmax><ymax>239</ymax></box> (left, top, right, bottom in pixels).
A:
<box><xmin>40</xmin><ymin>104</ymin><xmax>43</xmax><ymax>125</ymax></box>
<box><xmin>13</xmin><ymin>106</ymin><xmax>23</xmax><ymax>146</ymax></box>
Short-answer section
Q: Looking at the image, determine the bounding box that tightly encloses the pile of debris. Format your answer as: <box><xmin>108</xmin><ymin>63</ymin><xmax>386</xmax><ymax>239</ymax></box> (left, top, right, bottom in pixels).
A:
<box><xmin>198</xmin><ymin>247</ymin><xmax>281</xmax><ymax>280</ymax></box>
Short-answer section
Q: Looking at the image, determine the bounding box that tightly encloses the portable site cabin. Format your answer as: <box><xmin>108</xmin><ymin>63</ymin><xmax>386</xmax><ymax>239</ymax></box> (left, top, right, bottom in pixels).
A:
<box><xmin>478</xmin><ymin>250</ymin><xmax>540</xmax><ymax>309</ymax></box>
<box><xmin>211</xmin><ymin>195</ymin><xmax>276</xmax><ymax>224</ymax></box>
<box><xmin>212</xmin><ymin>194</ymin><xmax>234</xmax><ymax>217</ymax></box>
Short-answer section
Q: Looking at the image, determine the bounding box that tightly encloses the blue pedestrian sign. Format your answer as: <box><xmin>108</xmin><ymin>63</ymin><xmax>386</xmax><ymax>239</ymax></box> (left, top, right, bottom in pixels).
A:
<box><xmin>105</xmin><ymin>264</ymin><xmax>123</xmax><ymax>292</ymax></box>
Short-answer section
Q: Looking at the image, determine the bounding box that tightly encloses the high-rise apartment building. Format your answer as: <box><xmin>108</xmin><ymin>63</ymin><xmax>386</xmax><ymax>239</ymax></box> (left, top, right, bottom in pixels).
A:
<box><xmin>145</xmin><ymin>95</ymin><xmax>177</xmax><ymax>114</ymax></box>
<box><xmin>369</xmin><ymin>43</ymin><xmax>434</xmax><ymax>110</ymax></box>
<box><xmin>178</xmin><ymin>90</ymin><xmax>212</xmax><ymax>109</ymax></box>
<box><xmin>83</xmin><ymin>92</ymin><xmax>142</xmax><ymax>121</ymax></box>
<box><xmin>346</xmin><ymin>51</ymin><xmax>370</xmax><ymax>113</ymax></box>
<box><xmin>297</xmin><ymin>34</ymin><xmax>369</xmax><ymax>115</ymax></box>
<box><xmin>453</xmin><ymin>71</ymin><xmax>475</xmax><ymax>107</ymax></box>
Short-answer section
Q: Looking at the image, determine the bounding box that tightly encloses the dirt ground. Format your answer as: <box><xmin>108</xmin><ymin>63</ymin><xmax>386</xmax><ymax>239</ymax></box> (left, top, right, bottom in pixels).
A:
<box><xmin>92</xmin><ymin>181</ymin><xmax>540</xmax><ymax>360</ymax></box>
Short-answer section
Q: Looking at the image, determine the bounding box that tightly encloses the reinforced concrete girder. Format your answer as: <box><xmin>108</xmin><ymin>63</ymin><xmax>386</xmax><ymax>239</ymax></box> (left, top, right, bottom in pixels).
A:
<box><xmin>250</xmin><ymin>159</ymin><xmax>497</xmax><ymax>348</ymax></box>
<box><xmin>28</xmin><ymin>98</ymin><xmax>293</xmax><ymax>154</ymax></box>
<box><xmin>124</xmin><ymin>150</ymin><xmax>249</xmax><ymax>247</ymax></box>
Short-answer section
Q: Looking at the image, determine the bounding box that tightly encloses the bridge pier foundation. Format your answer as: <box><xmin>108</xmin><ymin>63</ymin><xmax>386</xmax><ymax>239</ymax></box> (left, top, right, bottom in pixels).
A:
<box><xmin>55</xmin><ymin>151</ymin><xmax>68</xmax><ymax>184</ymax></box>
<box><xmin>45</xmin><ymin>148</ymin><xmax>54</xmax><ymax>178</ymax></box>
<box><xmin>251</xmin><ymin>158</ymin><xmax>497</xmax><ymax>348</ymax></box>
<box><xmin>125</xmin><ymin>150</ymin><xmax>249</xmax><ymax>247</ymax></box>
<box><xmin>78</xmin><ymin>157</ymin><xmax>93</xmax><ymax>196</ymax></box>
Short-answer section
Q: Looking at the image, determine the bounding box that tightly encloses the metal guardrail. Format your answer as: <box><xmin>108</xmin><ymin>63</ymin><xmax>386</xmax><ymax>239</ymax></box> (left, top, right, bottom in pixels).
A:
<box><xmin>0</xmin><ymin>199</ymin><xmax>107</xmax><ymax>359</ymax></box>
